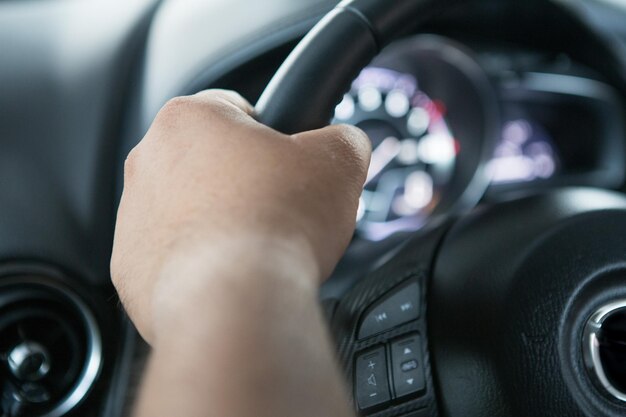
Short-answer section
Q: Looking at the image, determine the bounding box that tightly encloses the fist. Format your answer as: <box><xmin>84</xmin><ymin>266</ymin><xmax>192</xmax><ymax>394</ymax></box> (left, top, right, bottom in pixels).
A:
<box><xmin>110</xmin><ymin>90</ymin><xmax>370</xmax><ymax>342</ymax></box>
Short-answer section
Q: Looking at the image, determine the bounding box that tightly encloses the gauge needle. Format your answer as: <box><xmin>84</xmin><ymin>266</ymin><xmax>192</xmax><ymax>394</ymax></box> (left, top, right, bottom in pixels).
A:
<box><xmin>365</xmin><ymin>136</ymin><xmax>402</xmax><ymax>185</ymax></box>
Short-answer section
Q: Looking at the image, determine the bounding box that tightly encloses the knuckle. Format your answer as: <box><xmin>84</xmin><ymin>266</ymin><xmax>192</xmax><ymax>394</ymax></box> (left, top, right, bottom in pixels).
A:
<box><xmin>199</xmin><ymin>89</ymin><xmax>254</xmax><ymax>115</ymax></box>
<box><xmin>158</xmin><ymin>94</ymin><xmax>230</xmax><ymax>126</ymax></box>
<box><xmin>158</xmin><ymin>95</ymin><xmax>215</xmax><ymax>124</ymax></box>
<box><xmin>123</xmin><ymin>147</ymin><xmax>140</xmax><ymax>179</ymax></box>
<box><xmin>110</xmin><ymin>250</ymin><xmax>129</xmax><ymax>294</ymax></box>
<box><xmin>152</xmin><ymin>97</ymin><xmax>190</xmax><ymax>131</ymax></box>
<box><xmin>109</xmin><ymin>258</ymin><xmax>122</xmax><ymax>288</ymax></box>
<box><xmin>162</xmin><ymin>96</ymin><xmax>194</xmax><ymax>114</ymax></box>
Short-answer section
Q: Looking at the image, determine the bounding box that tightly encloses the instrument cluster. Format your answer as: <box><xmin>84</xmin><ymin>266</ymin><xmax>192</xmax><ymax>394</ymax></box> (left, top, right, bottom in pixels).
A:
<box><xmin>335</xmin><ymin>35</ymin><xmax>624</xmax><ymax>240</ymax></box>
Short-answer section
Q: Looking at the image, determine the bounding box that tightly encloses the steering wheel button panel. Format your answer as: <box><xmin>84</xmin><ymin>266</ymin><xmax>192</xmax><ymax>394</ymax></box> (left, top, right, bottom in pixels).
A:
<box><xmin>391</xmin><ymin>334</ymin><xmax>425</xmax><ymax>398</ymax></box>
<box><xmin>358</xmin><ymin>282</ymin><xmax>420</xmax><ymax>339</ymax></box>
<box><xmin>355</xmin><ymin>346</ymin><xmax>391</xmax><ymax>410</ymax></box>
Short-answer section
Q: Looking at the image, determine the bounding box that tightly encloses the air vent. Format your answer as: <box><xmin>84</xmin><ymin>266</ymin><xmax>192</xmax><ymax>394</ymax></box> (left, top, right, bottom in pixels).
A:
<box><xmin>0</xmin><ymin>278</ymin><xmax>102</xmax><ymax>417</ymax></box>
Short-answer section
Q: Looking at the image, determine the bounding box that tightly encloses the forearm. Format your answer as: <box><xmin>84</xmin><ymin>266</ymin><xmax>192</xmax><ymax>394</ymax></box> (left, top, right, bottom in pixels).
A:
<box><xmin>111</xmin><ymin>90</ymin><xmax>370</xmax><ymax>417</ymax></box>
<box><xmin>132</xmin><ymin>242</ymin><xmax>354</xmax><ymax>417</ymax></box>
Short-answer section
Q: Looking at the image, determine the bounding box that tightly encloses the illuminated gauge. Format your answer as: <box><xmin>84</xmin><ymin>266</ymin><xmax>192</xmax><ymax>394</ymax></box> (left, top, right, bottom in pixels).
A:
<box><xmin>335</xmin><ymin>68</ymin><xmax>456</xmax><ymax>236</ymax></box>
<box><xmin>488</xmin><ymin>119</ymin><xmax>559</xmax><ymax>184</ymax></box>
<box><xmin>334</xmin><ymin>35</ymin><xmax>499</xmax><ymax>240</ymax></box>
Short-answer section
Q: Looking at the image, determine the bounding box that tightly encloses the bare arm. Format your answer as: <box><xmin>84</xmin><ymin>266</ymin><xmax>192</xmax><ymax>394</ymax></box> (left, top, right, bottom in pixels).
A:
<box><xmin>110</xmin><ymin>90</ymin><xmax>370</xmax><ymax>417</ymax></box>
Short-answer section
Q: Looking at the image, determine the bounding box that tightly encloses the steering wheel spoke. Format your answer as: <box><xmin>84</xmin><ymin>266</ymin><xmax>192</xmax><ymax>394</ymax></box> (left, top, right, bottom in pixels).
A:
<box><xmin>327</xmin><ymin>221</ymin><xmax>450</xmax><ymax>416</ymax></box>
<box><xmin>327</xmin><ymin>189</ymin><xmax>626</xmax><ymax>417</ymax></box>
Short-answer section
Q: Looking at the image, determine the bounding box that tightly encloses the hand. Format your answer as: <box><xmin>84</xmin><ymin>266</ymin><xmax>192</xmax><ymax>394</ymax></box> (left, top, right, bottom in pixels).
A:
<box><xmin>110</xmin><ymin>90</ymin><xmax>370</xmax><ymax>343</ymax></box>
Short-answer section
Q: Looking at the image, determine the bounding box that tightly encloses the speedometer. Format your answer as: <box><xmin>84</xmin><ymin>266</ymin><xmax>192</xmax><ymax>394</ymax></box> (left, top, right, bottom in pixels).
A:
<box><xmin>335</xmin><ymin>68</ymin><xmax>457</xmax><ymax>236</ymax></box>
<box><xmin>334</xmin><ymin>35</ymin><xmax>499</xmax><ymax>240</ymax></box>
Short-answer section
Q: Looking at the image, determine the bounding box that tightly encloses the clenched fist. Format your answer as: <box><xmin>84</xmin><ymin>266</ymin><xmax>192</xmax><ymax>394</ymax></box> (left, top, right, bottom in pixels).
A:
<box><xmin>110</xmin><ymin>90</ymin><xmax>370</xmax><ymax>344</ymax></box>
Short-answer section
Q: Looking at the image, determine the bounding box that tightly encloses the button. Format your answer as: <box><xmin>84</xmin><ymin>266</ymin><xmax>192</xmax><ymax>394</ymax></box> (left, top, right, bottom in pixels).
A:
<box><xmin>390</xmin><ymin>334</ymin><xmax>425</xmax><ymax>398</ymax></box>
<box><xmin>354</xmin><ymin>346</ymin><xmax>391</xmax><ymax>410</ymax></box>
<box><xmin>358</xmin><ymin>282</ymin><xmax>420</xmax><ymax>339</ymax></box>
<box><xmin>400</xmin><ymin>359</ymin><xmax>418</xmax><ymax>372</ymax></box>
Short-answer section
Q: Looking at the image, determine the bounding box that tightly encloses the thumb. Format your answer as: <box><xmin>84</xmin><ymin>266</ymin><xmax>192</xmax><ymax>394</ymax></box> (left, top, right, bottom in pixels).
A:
<box><xmin>293</xmin><ymin>124</ymin><xmax>372</xmax><ymax>188</ymax></box>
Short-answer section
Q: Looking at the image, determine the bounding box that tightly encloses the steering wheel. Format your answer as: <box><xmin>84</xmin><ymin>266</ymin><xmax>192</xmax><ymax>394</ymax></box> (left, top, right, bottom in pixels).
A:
<box><xmin>255</xmin><ymin>1</ymin><xmax>626</xmax><ymax>417</ymax></box>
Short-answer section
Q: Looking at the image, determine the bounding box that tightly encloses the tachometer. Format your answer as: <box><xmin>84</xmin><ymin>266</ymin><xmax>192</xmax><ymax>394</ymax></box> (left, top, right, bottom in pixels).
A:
<box><xmin>334</xmin><ymin>35</ymin><xmax>498</xmax><ymax>240</ymax></box>
<box><xmin>335</xmin><ymin>67</ymin><xmax>457</xmax><ymax>237</ymax></box>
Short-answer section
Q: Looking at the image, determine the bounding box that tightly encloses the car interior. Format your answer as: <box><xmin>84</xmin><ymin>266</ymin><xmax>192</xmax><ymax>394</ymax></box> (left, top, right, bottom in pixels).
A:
<box><xmin>1</xmin><ymin>0</ymin><xmax>626</xmax><ymax>416</ymax></box>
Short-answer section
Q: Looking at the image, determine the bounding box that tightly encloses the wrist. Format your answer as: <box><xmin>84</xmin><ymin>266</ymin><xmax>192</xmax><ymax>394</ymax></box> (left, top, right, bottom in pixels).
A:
<box><xmin>149</xmin><ymin>234</ymin><xmax>320</xmax><ymax>346</ymax></box>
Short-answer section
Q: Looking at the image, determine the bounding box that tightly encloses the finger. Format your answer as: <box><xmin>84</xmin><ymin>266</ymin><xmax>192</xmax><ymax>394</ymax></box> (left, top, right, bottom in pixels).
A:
<box><xmin>293</xmin><ymin>124</ymin><xmax>372</xmax><ymax>185</ymax></box>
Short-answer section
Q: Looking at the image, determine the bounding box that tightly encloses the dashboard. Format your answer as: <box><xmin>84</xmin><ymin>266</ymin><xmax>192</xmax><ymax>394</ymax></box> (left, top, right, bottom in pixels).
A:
<box><xmin>206</xmin><ymin>30</ymin><xmax>626</xmax><ymax>250</ymax></box>
<box><xmin>203</xmin><ymin>24</ymin><xmax>626</xmax><ymax>300</ymax></box>
<box><xmin>1</xmin><ymin>0</ymin><xmax>626</xmax><ymax>416</ymax></box>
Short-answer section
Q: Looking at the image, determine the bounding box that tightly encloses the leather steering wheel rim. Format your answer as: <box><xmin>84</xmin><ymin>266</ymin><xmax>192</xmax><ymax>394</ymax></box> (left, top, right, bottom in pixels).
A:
<box><xmin>256</xmin><ymin>0</ymin><xmax>440</xmax><ymax>134</ymax></box>
<box><xmin>256</xmin><ymin>0</ymin><xmax>626</xmax><ymax>135</ymax></box>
